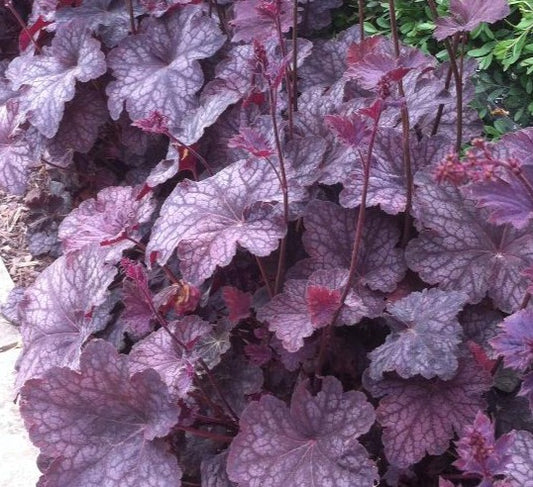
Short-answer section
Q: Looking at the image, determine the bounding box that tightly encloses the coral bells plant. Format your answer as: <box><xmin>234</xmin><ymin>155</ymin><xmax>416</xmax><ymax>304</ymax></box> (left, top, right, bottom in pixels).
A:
<box><xmin>2</xmin><ymin>0</ymin><xmax>533</xmax><ymax>485</ymax></box>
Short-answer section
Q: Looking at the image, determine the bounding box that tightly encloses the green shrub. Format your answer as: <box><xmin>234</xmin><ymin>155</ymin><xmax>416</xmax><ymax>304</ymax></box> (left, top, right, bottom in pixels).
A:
<box><xmin>333</xmin><ymin>0</ymin><xmax>533</xmax><ymax>138</ymax></box>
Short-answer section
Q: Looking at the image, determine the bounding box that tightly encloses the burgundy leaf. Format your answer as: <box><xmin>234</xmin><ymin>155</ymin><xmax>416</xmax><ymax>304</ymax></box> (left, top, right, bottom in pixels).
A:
<box><xmin>490</xmin><ymin>308</ymin><xmax>533</xmax><ymax>371</ymax></box>
<box><xmin>0</xmin><ymin>100</ymin><xmax>41</xmax><ymax>195</ymax></box>
<box><xmin>406</xmin><ymin>172</ymin><xmax>533</xmax><ymax>313</ymax></box>
<box><xmin>222</xmin><ymin>286</ymin><xmax>252</xmax><ymax>324</ymax></box>
<box><xmin>325</xmin><ymin>112</ymin><xmax>370</xmax><ymax>148</ymax></box>
<box><xmin>129</xmin><ymin>316</ymin><xmax>212</xmax><ymax>399</ymax></box>
<box><xmin>154</xmin><ymin>281</ymin><xmax>201</xmax><ymax>316</ymax></box>
<box><xmin>20</xmin><ymin>340</ymin><xmax>181</xmax><ymax>486</ymax></box>
<box><xmin>368</xmin><ymin>289</ymin><xmax>467</xmax><ymax>380</ymax></box>
<box><xmin>16</xmin><ymin>248</ymin><xmax>117</xmax><ymax>389</ymax></box>
<box><xmin>340</xmin><ymin>130</ymin><xmax>454</xmax><ymax>214</ymax></box>
<box><xmin>231</xmin><ymin>0</ymin><xmax>295</xmax><ymax>43</ymax></box>
<box><xmin>147</xmin><ymin>159</ymin><xmax>287</xmax><ymax>285</ymax></box>
<box><xmin>307</xmin><ymin>285</ymin><xmax>342</xmax><ymax>327</ymax></box>
<box><xmin>106</xmin><ymin>6</ymin><xmax>225</xmax><ymax>127</ymax></box>
<box><xmin>227</xmin><ymin>376</ymin><xmax>378</xmax><ymax>486</ymax></box>
<box><xmin>58</xmin><ymin>185</ymin><xmax>155</xmax><ymax>262</ymax></box>
<box><xmin>119</xmin><ymin>259</ymin><xmax>155</xmax><ymax>340</ymax></box>
<box><xmin>6</xmin><ymin>24</ymin><xmax>106</xmax><ymax>138</ymax></box>
<box><xmin>257</xmin><ymin>269</ymin><xmax>361</xmax><ymax>352</ymax></box>
<box><xmin>365</xmin><ymin>354</ymin><xmax>491</xmax><ymax>468</ymax></box>
<box><xmin>454</xmin><ymin>411</ymin><xmax>514</xmax><ymax>481</ymax></box>
<box><xmin>228</xmin><ymin>126</ymin><xmax>275</xmax><ymax>157</ymax></box>
<box><xmin>434</xmin><ymin>0</ymin><xmax>510</xmax><ymax>41</ymax></box>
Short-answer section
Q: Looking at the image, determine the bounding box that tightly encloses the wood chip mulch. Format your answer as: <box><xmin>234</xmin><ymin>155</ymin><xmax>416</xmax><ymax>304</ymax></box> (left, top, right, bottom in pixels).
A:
<box><xmin>0</xmin><ymin>188</ymin><xmax>53</xmax><ymax>288</ymax></box>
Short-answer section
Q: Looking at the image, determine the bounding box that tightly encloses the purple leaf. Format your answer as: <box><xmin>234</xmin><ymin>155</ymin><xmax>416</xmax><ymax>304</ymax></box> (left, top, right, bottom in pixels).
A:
<box><xmin>402</xmin><ymin>69</ymin><xmax>453</xmax><ymax>127</ymax></box>
<box><xmin>46</xmin><ymin>85</ymin><xmax>108</xmax><ymax>165</ymax></box>
<box><xmin>505</xmin><ymin>430</ymin><xmax>533</xmax><ymax>484</ymax></box>
<box><xmin>466</xmin><ymin>167</ymin><xmax>533</xmax><ymax>230</ymax></box>
<box><xmin>519</xmin><ymin>371</ymin><xmax>533</xmax><ymax>411</ymax></box>
<box><xmin>340</xmin><ymin>130</ymin><xmax>454</xmax><ymax>214</ymax></box>
<box><xmin>171</xmin><ymin>84</ymin><xmax>241</xmax><ymax>146</ymax></box>
<box><xmin>27</xmin><ymin>227</ymin><xmax>61</xmax><ymax>257</ymax></box>
<box><xmin>55</xmin><ymin>0</ymin><xmax>140</xmax><ymax>47</ymax></box>
<box><xmin>205</xmin><ymin>355</ymin><xmax>263</xmax><ymax>415</ymax></box>
<box><xmin>439</xmin><ymin>478</ymin><xmax>456</xmax><ymax>487</ymax></box>
<box><xmin>284</xmin><ymin>136</ymin><xmax>327</xmax><ymax>186</ymax></box>
<box><xmin>490</xmin><ymin>309</ymin><xmax>533</xmax><ymax>371</ymax></box>
<box><xmin>461</xmin><ymin>305</ymin><xmax>503</xmax><ymax>359</ymax></box>
<box><xmin>227</xmin><ymin>376</ymin><xmax>378</xmax><ymax>486</ymax></box>
<box><xmin>58</xmin><ymin>185</ymin><xmax>155</xmax><ymax>262</ymax></box>
<box><xmin>299</xmin><ymin>0</ymin><xmax>342</xmax><ymax>31</ymax></box>
<box><xmin>129</xmin><ymin>316</ymin><xmax>212</xmax><ymax>399</ymax></box>
<box><xmin>368</xmin><ymin>288</ymin><xmax>467</xmax><ymax>380</ymax></box>
<box><xmin>20</xmin><ymin>340</ymin><xmax>181</xmax><ymax>487</ymax></box>
<box><xmin>147</xmin><ymin>159</ymin><xmax>287</xmax><ymax>285</ymax></box>
<box><xmin>141</xmin><ymin>0</ymin><xmax>194</xmax><ymax>17</ymax></box>
<box><xmin>346</xmin><ymin>36</ymin><xmax>432</xmax><ymax>92</ymax></box>
<box><xmin>6</xmin><ymin>24</ymin><xmax>106</xmax><ymax>138</ymax></box>
<box><xmin>145</xmin><ymin>158</ymin><xmax>180</xmax><ymax>189</ymax></box>
<box><xmin>365</xmin><ymin>354</ymin><xmax>491</xmax><ymax>468</ymax></box>
<box><xmin>0</xmin><ymin>286</ymin><xmax>25</xmax><ymax>326</ymax></box>
<box><xmin>406</xmin><ymin>172</ymin><xmax>533</xmax><ymax>313</ymax></box>
<box><xmin>230</xmin><ymin>0</ymin><xmax>295</xmax><ymax>43</ymax></box>
<box><xmin>194</xmin><ymin>319</ymin><xmax>236</xmax><ymax>370</ymax></box>
<box><xmin>434</xmin><ymin>0</ymin><xmax>510</xmax><ymax>41</ymax></box>
<box><xmin>299</xmin><ymin>199</ymin><xmax>406</xmax><ymax>295</ymax></box>
<box><xmin>454</xmin><ymin>411</ymin><xmax>514</xmax><ymax>481</ymax></box>
<box><xmin>299</xmin><ymin>25</ymin><xmax>360</xmax><ymax>90</ymax></box>
<box><xmin>16</xmin><ymin>248</ymin><xmax>117</xmax><ymax>388</ymax></box>
<box><xmin>106</xmin><ymin>6</ymin><xmax>225</xmax><ymax>127</ymax></box>
<box><xmin>494</xmin><ymin>127</ymin><xmax>533</xmax><ymax>166</ymax></box>
<box><xmin>257</xmin><ymin>269</ymin><xmax>362</xmax><ymax>352</ymax></box>
<box><xmin>0</xmin><ymin>100</ymin><xmax>41</xmax><ymax>195</ymax></box>
<box><xmin>271</xmin><ymin>335</ymin><xmax>318</xmax><ymax>372</ymax></box>
<box><xmin>201</xmin><ymin>451</ymin><xmax>236</xmax><ymax>487</ymax></box>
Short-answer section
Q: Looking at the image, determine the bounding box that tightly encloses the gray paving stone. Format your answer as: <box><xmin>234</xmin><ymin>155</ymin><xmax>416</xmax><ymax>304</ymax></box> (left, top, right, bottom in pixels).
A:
<box><xmin>0</xmin><ymin>258</ymin><xmax>40</xmax><ymax>486</ymax></box>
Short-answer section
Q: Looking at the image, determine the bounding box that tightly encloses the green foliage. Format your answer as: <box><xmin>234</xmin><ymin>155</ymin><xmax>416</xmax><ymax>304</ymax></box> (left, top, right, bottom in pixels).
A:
<box><xmin>333</xmin><ymin>0</ymin><xmax>533</xmax><ymax>138</ymax></box>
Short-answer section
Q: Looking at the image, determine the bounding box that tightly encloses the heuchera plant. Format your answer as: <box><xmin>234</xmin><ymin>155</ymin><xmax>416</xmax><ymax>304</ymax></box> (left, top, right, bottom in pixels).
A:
<box><xmin>1</xmin><ymin>0</ymin><xmax>533</xmax><ymax>485</ymax></box>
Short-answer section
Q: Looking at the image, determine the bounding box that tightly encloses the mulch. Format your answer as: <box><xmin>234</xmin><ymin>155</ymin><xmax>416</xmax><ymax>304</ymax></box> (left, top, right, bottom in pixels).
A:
<box><xmin>0</xmin><ymin>181</ymin><xmax>54</xmax><ymax>288</ymax></box>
